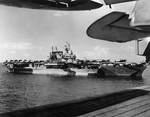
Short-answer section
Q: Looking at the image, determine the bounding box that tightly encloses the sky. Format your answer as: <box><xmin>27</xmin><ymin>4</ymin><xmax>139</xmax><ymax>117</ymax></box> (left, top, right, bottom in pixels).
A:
<box><xmin>0</xmin><ymin>1</ymin><xmax>149</xmax><ymax>63</ymax></box>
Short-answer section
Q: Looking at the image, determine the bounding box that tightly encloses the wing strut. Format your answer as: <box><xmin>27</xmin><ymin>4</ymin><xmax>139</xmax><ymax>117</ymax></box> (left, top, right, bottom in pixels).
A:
<box><xmin>136</xmin><ymin>39</ymin><xmax>143</xmax><ymax>56</ymax></box>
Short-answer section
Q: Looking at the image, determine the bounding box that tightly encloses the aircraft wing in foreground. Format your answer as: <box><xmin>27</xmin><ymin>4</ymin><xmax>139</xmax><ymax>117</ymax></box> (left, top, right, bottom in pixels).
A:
<box><xmin>0</xmin><ymin>0</ymin><xmax>102</xmax><ymax>10</ymax></box>
<box><xmin>103</xmin><ymin>0</ymin><xmax>136</xmax><ymax>5</ymax></box>
<box><xmin>87</xmin><ymin>12</ymin><xmax>150</xmax><ymax>43</ymax></box>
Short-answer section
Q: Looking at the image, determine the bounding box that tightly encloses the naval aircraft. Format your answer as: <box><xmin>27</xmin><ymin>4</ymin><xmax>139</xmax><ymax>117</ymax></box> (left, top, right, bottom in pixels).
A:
<box><xmin>0</xmin><ymin>0</ymin><xmax>149</xmax><ymax>54</ymax></box>
<box><xmin>86</xmin><ymin>0</ymin><xmax>150</xmax><ymax>55</ymax></box>
<box><xmin>2</xmin><ymin>0</ymin><xmax>149</xmax><ymax>42</ymax></box>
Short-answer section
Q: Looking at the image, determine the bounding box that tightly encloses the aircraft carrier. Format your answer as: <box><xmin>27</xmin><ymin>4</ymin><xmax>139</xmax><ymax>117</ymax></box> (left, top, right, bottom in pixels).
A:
<box><xmin>3</xmin><ymin>43</ymin><xmax>100</xmax><ymax>77</ymax></box>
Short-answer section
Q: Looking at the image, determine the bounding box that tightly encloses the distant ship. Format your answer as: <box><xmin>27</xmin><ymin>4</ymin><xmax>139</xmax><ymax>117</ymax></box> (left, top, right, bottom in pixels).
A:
<box><xmin>3</xmin><ymin>43</ymin><xmax>100</xmax><ymax>76</ymax></box>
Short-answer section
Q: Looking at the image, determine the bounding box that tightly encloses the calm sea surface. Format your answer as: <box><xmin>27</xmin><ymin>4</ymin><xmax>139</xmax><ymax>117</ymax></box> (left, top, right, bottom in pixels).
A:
<box><xmin>0</xmin><ymin>64</ymin><xmax>149</xmax><ymax>113</ymax></box>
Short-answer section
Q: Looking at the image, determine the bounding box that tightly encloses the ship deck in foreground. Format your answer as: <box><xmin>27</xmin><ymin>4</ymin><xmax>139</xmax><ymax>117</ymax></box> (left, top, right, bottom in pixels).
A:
<box><xmin>1</xmin><ymin>86</ymin><xmax>150</xmax><ymax>117</ymax></box>
<box><xmin>79</xmin><ymin>86</ymin><xmax>150</xmax><ymax>117</ymax></box>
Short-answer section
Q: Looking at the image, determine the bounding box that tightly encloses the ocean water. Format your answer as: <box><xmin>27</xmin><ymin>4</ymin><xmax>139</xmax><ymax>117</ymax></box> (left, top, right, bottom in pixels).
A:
<box><xmin>0</xmin><ymin>64</ymin><xmax>149</xmax><ymax>114</ymax></box>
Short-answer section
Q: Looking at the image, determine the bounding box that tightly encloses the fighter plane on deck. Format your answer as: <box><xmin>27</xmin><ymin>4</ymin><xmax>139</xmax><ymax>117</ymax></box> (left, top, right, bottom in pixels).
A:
<box><xmin>0</xmin><ymin>0</ymin><xmax>102</xmax><ymax>10</ymax></box>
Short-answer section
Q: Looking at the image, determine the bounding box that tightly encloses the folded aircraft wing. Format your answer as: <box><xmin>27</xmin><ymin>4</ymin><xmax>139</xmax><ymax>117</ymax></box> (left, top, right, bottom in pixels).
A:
<box><xmin>87</xmin><ymin>12</ymin><xmax>150</xmax><ymax>43</ymax></box>
<box><xmin>103</xmin><ymin>0</ymin><xmax>135</xmax><ymax>5</ymax></box>
<box><xmin>0</xmin><ymin>0</ymin><xmax>102</xmax><ymax>10</ymax></box>
<box><xmin>143</xmin><ymin>42</ymin><xmax>150</xmax><ymax>62</ymax></box>
<box><xmin>143</xmin><ymin>42</ymin><xmax>150</xmax><ymax>55</ymax></box>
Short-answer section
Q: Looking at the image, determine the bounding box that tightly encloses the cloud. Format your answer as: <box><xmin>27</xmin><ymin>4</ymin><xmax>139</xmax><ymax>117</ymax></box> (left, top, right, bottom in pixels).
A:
<box><xmin>84</xmin><ymin>46</ymin><xmax>110</xmax><ymax>59</ymax></box>
<box><xmin>0</xmin><ymin>42</ymin><xmax>33</xmax><ymax>50</ymax></box>
<box><xmin>52</xmin><ymin>11</ymin><xmax>70</xmax><ymax>17</ymax></box>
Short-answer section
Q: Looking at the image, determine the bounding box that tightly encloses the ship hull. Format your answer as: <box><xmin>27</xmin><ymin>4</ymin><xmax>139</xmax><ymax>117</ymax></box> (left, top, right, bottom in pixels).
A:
<box><xmin>6</xmin><ymin>67</ymin><xmax>75</xmax><ymax>76</ymax></box>
<box><xmin>6</xmin><ymin>67</ymin><xmax>98</xmax><ymax>77</ymax></box>
<box><xmin>32</xmin><ymin>68</ymin><xmax>75</xmax><ymax>76</ymax></box>
<box><xmin>70</xmin><ymin>68</ymin><xmax>98</xmax><ymax>76</ymax></box>
<box><xmin>98</xmin><ymin>65</ymin><xmax>146</xmax><ymax>78</ymax></box>
<box><xmin>8</xmin><ymin>68</ymin><xmax>33</xmax><ymax>74</ymax></box>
